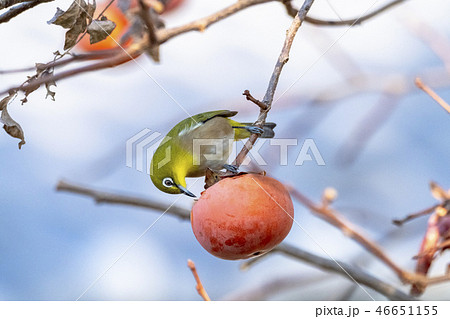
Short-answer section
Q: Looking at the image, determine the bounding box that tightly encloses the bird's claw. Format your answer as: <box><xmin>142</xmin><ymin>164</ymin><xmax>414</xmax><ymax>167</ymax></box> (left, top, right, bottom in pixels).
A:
<box><xmin>245</xmin><ymin>126</ymin><xmax>264</xmax><ymax>135</ymax></box>
<box><xmin>224</xmin><ymin>164</ymin><xmax>239</xmax><ymax>174</ymax></box>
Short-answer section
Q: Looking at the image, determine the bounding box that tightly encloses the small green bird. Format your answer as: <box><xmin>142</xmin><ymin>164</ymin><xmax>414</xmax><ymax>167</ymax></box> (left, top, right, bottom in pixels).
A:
<box><xmin>150</xmin><ymin>110</ymin><xmax>276</xmax><ymax>197</ymax></box>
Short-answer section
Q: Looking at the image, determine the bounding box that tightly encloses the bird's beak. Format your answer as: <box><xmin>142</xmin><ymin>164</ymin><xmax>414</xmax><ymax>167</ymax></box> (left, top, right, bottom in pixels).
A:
<box><xmin>177</xmin><ymin>185</ymin><xmax>196</xmax><ymax>198</ymax></box>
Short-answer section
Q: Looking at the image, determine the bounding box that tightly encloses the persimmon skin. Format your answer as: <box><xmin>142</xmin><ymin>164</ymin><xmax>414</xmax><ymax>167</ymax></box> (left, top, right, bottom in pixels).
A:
<box><xmin>191</xmin><ymin>174</ymin><xmax>294</xmax><ymax>260</ymax></box>
<box><xmin>163</xmin><ymin>0</ymin><xmax>185</xmax><ymax>13</ymax></box>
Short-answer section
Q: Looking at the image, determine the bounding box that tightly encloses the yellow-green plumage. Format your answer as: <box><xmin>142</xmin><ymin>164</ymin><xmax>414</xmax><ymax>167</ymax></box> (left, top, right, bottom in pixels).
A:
<box><xmin>150</xmin><ymin>110</ymin><xmax>275</xmax><ymax>196</ymax></box>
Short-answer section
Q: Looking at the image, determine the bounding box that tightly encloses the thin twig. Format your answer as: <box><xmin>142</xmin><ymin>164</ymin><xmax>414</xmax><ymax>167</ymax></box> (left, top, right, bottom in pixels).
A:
<box><xmin>283</xmin><ymin>0</ymin><xmax>408</xmax><ymax>26</ymax></box>
<box><xmin>242</xmin><ymin>90</ymin><xmax>268</xmax><ymax>110</ymax></box>
<box><xmin>157</xmin><ymin>0</ymin><xmax>275</xmax><ymax>44</ymax></box>
<box><xmin>415</xmin><ymin>77</ymin><xmax>450</xmax><ymax>114</ymax></box>
<box><xmin>0</xmin><ymin>0</ymin><xmax>53</xmax><ymax>24</ymax></box>
<box><xmin>287</xmin><ymin>186</ymin><xmax>418</xmax><ymax>284</ymax></box>
<box><xmin>0</xmin><ymin>43</ymin><xmax>144</xmax><ymax>96</ymax></box>
<box><xmin>159</xmin><ymin>0</ymin><xmax>408</xmax><ymax>43</ymax></box>
<box><xmin>0</xmin><ymin>50</ymin><xmax>121</xmax><ymax>74</ymax></box>
<box><xmin>274</xmin><ymin>243</ymin><xmax>415</xmax><ymax>301</ymax></box>
<box><xmin>56</xmin><ymin>180</ymin><xmax>190</xmax><ymax>220</ymax></box>
<box><xmin>393</xmin><ymin>205</ymin><xmax>439</xmax><ymax>226</ymax></box>
<box><xmin>187</xmin><ymin>259</ymin><xmax>211</xmax><ymax>301</ymax></box>
<box><xmin>233</xmin><ymin>0</ymin><xmax>315</xmax><ymax>168</ymax></box>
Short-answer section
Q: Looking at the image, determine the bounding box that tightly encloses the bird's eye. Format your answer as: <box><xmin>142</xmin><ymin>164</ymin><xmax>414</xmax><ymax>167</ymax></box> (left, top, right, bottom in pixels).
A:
<box><xmin>162</xmin><ymin>177</ymin><xmax>174</xmax><ymax>188</ymax></box>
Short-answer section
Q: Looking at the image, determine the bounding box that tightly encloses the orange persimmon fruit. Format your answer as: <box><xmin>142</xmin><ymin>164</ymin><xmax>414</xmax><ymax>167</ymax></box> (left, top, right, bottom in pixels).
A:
<box><xmin>191</xmin><ymin>174</ymin><xmax>294</xmax><ymax>260</ymax></box>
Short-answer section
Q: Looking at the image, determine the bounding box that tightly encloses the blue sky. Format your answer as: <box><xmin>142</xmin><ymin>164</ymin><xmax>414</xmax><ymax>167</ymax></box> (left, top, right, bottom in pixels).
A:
<box><xmin>1</xmin><ymin>0</ymin><xmax>450</xmax><ymax>300</ymax></box>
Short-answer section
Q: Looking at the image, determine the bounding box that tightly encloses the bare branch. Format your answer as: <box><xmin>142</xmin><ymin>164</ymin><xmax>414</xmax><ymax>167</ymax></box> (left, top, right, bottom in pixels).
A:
<box><xmin>0</xmin><ymin>50</ymin><xmax>122</xmax><ymax>75</ymax></box>
<box><xmin>56</xmin><ymin>180</ymin><xmax>190</xmax><ymax>220</ymax></box>
<box><xmin>0</xmin><ymin>42</ymin><xmax>145</xmax><ymax>97</ymax></box>
<box><xmin>415</xmin><ymin>77</ymin><xmax>450</xmax><ymax>114</ymax></box>
<box><xmin>287</xmin><ymin>186</ymin><xmax>419</xmax><ymax>284</ymax></box>
<box><xmin>233</xmin><ymin>0</ymin><xmax>315</xmax><ymax>168</ymax></box>
<box><xmin>0</xmin><ymin>0</ymin><xmax>410</xmax><ymax>95</ymax></box>
<box><xmin>393</xmin><ymin>205</ymin><xmax>439</xmax><ymax>226</ymax></box>
<box><xmin>55</xmin><ymin>179</ymin><xmax>422</xmax><ymax>300</ymax></box>
<box><xmin>0</xmin><ymin>0</ymin><xmax>36</xmax><ymax>9</ymax></box>
<box><xmin>274</xmin><ymin>243</ymin><xmax>416</xmax><ymax>301</ymax></box>
<box><xmin>242</xmin><ymin>90</ymin><xmax>268</xmax><ymax>110</ymax></box>
<box><xmin>157</xmin><ymin>0</ymin><xmax>275</xmax><ymax>44</ymax></box>
<box><xmin>284</xmin><ymin>0</ymin><xmax>409</xmax><ymax>26</ymax></box>
<box><xmin>0</xmin><ymin>0</ymin><xmax>53</xmax><ymax>24</ymax></box>
<box><xmin>187</xmin><ymin>259</ymin><xmax>211</xmax><ymax>301</ymax></box>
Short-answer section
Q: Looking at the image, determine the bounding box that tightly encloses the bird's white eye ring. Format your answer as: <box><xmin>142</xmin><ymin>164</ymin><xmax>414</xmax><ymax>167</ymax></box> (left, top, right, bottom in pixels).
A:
<box><xmin>162</xmin><ymin>177</ymin><xmax>174</xmax><ymax>188</ymax></box>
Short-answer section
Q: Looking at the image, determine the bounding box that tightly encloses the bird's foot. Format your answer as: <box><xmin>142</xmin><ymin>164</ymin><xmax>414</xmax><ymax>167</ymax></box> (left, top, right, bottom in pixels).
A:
<box><xmin>245</xmin><ymin>126</ymin><xmax>264</xmax><ymax>135</ymax></box>
<box><xmin>224</xmin><ymin>164</ymin><xmax>239</xmax><ymax>174</ymax></box>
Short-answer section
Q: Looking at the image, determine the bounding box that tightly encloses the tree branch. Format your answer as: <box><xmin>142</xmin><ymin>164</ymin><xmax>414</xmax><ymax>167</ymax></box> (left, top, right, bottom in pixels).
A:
<box><xmin>55</xmin><ymin>179</ymin><xmax>420</xmax><ymax>300</ymax></box>
<box><xmin>415</xmin><ymin>77</ymin><xmax>450</xmax><ymax>114</ymax></box>
<box><xmin>274</xmin><ymin>243</ymin><xmax>416</xmax><ymax>301</ymax></box>
<box><xmin>157</xmin><ymin>0</ymin><xmax>275</xmax><ymax>44</ymax></box>
<box><xmin>0</xmin><ymin>50</ymin><xmax>122</xmax><ymax>74</ymax></box>
<box><xmin>0</xmin><ymin>0</ymin><xmax>53</xmax><ymax>24</ymax></box>
<box><xmin>187</xmin><ymin>259</ymin><xmax>211</xmax><ymax>301</ymax></box>
<box><xmin>0</xmin><ymin>0</ymin><xmax>35</xmax><ymax>9</ymax></box>
<box><xmin>233</xmin><ymin>0</ymin><xmax>315</xmax><ymax>168</ymax></box>
<box><xmin>0</xmin><ymin>41</ymin><xmax>145</xmax><ymax>97</ymax></box>
<box><xmin>0</xmin><ymin>0</ymin><xmax>409</xmax><ymax>96</ymax></box>
<box><xmin>287</xmin><ymin>186</ymin><xmax>420</xmax><ymax>284</ymax></box>
<box><xmin>283</xmin><ymin>0</ymin><xmax>408</xmax><ymax>26</ymax></box>
<box><xmin>56</xmin><ymin>180</ymin><xmax>190</xmax><ymax>220</ymax></box>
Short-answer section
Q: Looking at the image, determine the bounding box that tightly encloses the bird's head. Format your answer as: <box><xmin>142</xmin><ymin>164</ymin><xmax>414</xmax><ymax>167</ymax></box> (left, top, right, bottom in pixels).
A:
<box><xmin>150</xmin><ymin>140</ymin><xmax>196</xmax><ymax>197</ymax></box>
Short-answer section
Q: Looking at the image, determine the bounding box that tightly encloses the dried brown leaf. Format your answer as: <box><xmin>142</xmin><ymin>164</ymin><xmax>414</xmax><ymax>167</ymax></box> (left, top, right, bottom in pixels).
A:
<box><xmin>87</xmin><ymin>18</ymin><xmax>116</xmax><ymax>44</ymax></box>
<box><xmin>0</xmin><ymin>94</ymin><xmax>13</xmax><ymax>111</ymax></box>
<box><xmin>430</xmin><ymin>181</ymin><xmax>448</xmax><ymax>201</ymax></box>
<box><xmin>0</xmin><ymin>95</ymin><xmax>25</xmax><ymax>149</ymax></box>
<box><xmin>86</xmin><ymin>0</ymin><xmax>96</xmax><ymax>24</ymax></box>
<box><xmin>47</xmin><ymin>0</ymin><xmax>83</xmax><ymax>29</ymax></box>
<box><xmin>64</xmin><ymin>11</ymin><xmax>88</xmax><ymax>50</ymax></box>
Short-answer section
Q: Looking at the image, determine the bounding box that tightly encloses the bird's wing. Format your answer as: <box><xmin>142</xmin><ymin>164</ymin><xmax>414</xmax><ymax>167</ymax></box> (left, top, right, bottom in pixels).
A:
<box><xmin>193</xmin><ymin>110</ymin><xmax>238</xmax><ymax>123</ymax></box>
<box><xmin>166</xmin><ymin>110</ymin><xmax>238</xmax><ymax>138</ymax></box>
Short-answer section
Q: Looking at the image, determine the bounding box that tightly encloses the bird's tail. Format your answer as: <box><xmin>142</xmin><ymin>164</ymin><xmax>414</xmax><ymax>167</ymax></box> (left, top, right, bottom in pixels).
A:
<box><xmin>236</xmin><ymin>122</ymin><xmax>276</xmax><ymax>139</ymax></box>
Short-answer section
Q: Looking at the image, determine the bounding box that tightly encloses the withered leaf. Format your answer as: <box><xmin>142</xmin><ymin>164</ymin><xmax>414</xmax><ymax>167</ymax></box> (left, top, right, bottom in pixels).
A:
<box><xmin>87</xmin><ymin>18</ymin><xmax>116</xmax><ymax>44</ymax></box>
<box><xmin>47</xmin><ymin>0</ymin><xmax>83</xmax><ymax>29</ymax></box>
<box><xmin>21</xmin><ymin>75</ymin><xmax>39</xmax><ymax>104</ymax></box>
<box><xmin>64</xmin><ymin>11</ymin><xmax>88</xmax><ymax>50</ymax></box>
<box><xmin>21</xmin><ymin>63</ymin><xmax>58</xmax><ymax>104</ymax></box>
<box><xmin>0</xmin><ymin>96</ymin><xmax>26</xmax><ymax>149</ymax></box>
<box><xmin>43</xmin><ymin>69</ymin><xmax>57</xmax><ymax>100</ymax></box>
<box><xmin>0</xmin><ymin>94</ymin><xmax>13</xmax><ymax>111</ymax></box>
<box><xmin>430</xmin><ymin>181</ymin><xmax>448</xmax><ymax>201</ymax></box>
<box><xmin>86</xmin><ymin>0</ymin><xmax>96</xmax><ymax>24</ymax></box>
